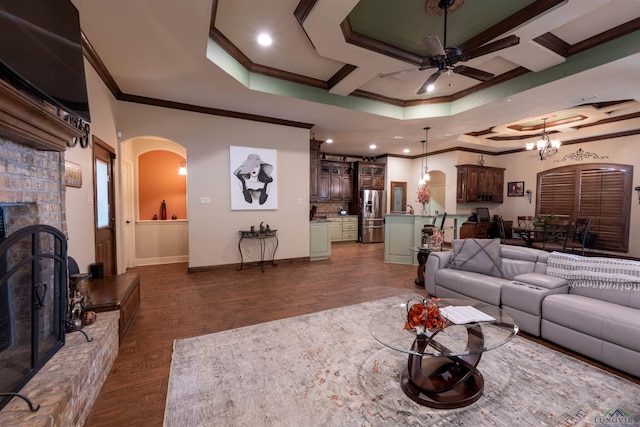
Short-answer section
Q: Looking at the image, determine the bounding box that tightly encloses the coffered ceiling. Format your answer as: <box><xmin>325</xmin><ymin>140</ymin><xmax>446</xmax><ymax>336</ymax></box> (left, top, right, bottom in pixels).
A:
<box><xmin>73</xmin><ymin>0</ymin><xmax>640</xmax><ymax>157</ymax></box>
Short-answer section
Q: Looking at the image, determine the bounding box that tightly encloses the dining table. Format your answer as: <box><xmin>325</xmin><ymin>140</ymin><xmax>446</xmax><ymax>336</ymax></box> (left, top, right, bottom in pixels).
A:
<box><xmin>511</xmin><ymin>225</ymin><xmax>544</xmax><ymax>247</ymax></box>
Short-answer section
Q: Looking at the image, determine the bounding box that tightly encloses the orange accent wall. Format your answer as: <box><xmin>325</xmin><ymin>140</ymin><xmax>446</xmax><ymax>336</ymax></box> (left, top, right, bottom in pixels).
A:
<box><xmin>138</xmin><ymin>151</ymin><xmax>187</xmax><ymax>220</ymax></box>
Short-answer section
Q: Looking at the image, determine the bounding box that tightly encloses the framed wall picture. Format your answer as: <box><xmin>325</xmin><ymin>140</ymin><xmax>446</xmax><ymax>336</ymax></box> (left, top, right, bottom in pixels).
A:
<box><xmin>64</xmin><ymin>161</ymin><xmax>82</xmax><ymax>188</ymax></box>
<box><xmin>507</xmin><ymin>181</ymin><xmax>524</xmax><ymax>197</ymax></box>
<box><xmin>229</xmin><ymin>146</ymin><xmax>278</xmax><ymax>210</ymax></box>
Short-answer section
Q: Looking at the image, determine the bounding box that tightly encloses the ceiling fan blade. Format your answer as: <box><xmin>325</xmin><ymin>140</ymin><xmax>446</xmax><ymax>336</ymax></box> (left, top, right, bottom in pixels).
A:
<box><xmin>460</xmin><ymin>35</ymin><xmax>520</xmax><ymax>61</ymax></box>
<box><xmin>422</xmin><ymin>36</ymin><xmax>446</xmax><ymax>57</ymax></box>
<box><xmin>453</xmin><ymin>65</ymin><xmax>494</xmax><ymax>82</ymax></box>
<box><xmin>417</xmin><ymin>71</ymin><xmax>442</xmax><ymax>95</ymax></box>
<box><xmin>379</xmin><ymin>67</ymin><xmax>420</xmax><ymax>78</ymax></box>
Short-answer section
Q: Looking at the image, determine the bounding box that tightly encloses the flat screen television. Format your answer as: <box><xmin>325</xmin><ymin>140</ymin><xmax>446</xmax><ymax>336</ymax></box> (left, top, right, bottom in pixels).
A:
<box><xmin>477</xmin><ymin>207</ymin><xmax>490</xmax><ymax>222</ymax></box>
<box><xmin>0</xmin><ymin>0</ymin><xmax>91</xmax><ymax>122</ymax></box>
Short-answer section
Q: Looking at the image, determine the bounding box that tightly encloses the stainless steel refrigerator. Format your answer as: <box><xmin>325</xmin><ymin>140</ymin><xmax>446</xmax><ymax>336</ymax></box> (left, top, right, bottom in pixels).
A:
<box><xmin>359</xmin><ymin>189</ymin><xmax>386</xmax><ymax>243</ymax></box>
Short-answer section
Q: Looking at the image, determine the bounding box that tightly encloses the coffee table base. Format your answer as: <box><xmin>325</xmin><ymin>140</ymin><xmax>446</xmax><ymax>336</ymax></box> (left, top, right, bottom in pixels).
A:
<box><xmin>401</xmin><ymin>327</ymin><xmax>485</xmax><ymax>409</ymax></box>
<box><xmin>400</xmin><ymin>360</ymin><xmax>484</xmax><ymax>409</ymax></box>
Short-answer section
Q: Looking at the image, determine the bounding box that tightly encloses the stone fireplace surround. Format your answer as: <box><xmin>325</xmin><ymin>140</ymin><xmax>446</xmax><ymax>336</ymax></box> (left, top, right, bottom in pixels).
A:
<box><xmin>0</xmin><ymin>80</ymin><xmax>118</xmax><ymax>424</ymax></box>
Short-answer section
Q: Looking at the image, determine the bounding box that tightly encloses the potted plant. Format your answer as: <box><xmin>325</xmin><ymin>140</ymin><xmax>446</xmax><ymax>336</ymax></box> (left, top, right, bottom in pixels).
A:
<box><xmin>533</xmin><ymin>214</ymin><xmax>558</xmax><ymax>227</ymax></box>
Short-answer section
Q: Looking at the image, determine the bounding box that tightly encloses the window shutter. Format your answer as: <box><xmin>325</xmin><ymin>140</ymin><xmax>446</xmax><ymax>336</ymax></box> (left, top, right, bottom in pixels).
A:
<box><xmin>580</xmin><ymin>168</ymin><xmax>629</xmax><ymax>252</ymax></box>
<box><xmin>537</xmin><ymin>164</ymin><xmax>631</xmax><ymax>252</ymax></box>
<box><xmin>538</xmin><ymin>169</ymin><xmax>576</xmax><ymax>217</ymax></box>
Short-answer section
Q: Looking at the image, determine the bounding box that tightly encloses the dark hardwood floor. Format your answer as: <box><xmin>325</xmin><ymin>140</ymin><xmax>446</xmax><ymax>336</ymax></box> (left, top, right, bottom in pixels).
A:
<box><xmin>84</xmin><ymin>242</ymin><xmax>638</xmax><ymax>426</ymax></box>
<box><xmin>84</xmin><ymin>242</ymin><xmax>416</xmax><ymax>426</ymax></box>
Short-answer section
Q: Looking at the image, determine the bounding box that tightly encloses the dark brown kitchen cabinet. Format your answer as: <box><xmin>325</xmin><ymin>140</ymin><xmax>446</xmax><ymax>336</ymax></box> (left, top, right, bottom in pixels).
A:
<box><xmin>456</xmin><ymin>164</ymin><xmax>505</xmax><ymax>203</ymax></box>
<box><xmin>318</xmin><ymin>160</ymin><xmax>352</xmax><ymax>202</ymax></box>
<box><xmin>355</xmin><ymin>161</ymin><xmax>385</xmax><ymax>190</ymax></box>
<box><xmin>309</xmin><ymin>140</ymin><xmax>321</xmax><ymax>202</ymax></box>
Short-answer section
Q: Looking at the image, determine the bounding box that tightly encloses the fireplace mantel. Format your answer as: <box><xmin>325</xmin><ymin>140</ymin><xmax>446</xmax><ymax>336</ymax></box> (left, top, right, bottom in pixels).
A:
<box><xmin>0</xmin><ymin>79</ymin><xmax>84</xmax><ymax>151</ymax></box>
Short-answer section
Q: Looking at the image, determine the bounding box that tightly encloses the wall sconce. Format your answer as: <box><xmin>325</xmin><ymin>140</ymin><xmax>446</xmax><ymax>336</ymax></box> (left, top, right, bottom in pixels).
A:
<box><xmin>178</xmin><ymin>161</ymin><xmax>187</xmax><ymax>176</ymax></box>
<box><xmin>526</xmin><ymin>189</ymin><xmax>532</xmax><ymax>204</ymax></box>
<box><xmin>635</xmin><ymin>186</ymin><xmax>640</xmax><ymax>204</ymax></box>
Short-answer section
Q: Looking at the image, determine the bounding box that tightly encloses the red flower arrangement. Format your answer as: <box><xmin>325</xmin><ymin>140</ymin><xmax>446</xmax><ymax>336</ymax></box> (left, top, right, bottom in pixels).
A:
<box><xmin>416</xmin><ymin>183</ymin><xmax>431</xmax><ymax>204</ymax></box>
<box><xmin>403</xmin><ymin>298</ymin><xmax>446</xmax><ymax>333</ymax></box>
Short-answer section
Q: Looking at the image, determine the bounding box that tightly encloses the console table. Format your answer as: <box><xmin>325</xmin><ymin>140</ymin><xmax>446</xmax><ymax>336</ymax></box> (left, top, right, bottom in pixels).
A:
<box><xmin>238</xmin><ymin>230</ymin><xmax>278</xmax><ymax>272</ymax></box>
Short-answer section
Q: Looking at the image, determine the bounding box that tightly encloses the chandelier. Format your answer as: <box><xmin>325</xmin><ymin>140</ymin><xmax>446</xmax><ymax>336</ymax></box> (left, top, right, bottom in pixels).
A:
<box><xmin>419</xmin><ymin>127</ymin><xmax>431</xmax><ymax>185</ymax></box>
<box><xmin>526</xmin><ymin>117</ymin><xmax>561</xmax><ymax>160</ymax></box>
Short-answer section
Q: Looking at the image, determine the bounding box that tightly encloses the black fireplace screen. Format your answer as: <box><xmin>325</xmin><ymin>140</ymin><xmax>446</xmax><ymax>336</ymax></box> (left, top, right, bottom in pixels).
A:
<box><xmin>0</xmin><ymin>225</ymin><xmax>67</xmax><ymax>410</ymax></box>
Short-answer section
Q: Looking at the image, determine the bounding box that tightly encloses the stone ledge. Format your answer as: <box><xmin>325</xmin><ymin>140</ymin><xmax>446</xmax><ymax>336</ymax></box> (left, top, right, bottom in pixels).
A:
<box><xmin>0</xmin><ymin>311</ymin><xmax>119</xmax><ymax>426</ymax></box>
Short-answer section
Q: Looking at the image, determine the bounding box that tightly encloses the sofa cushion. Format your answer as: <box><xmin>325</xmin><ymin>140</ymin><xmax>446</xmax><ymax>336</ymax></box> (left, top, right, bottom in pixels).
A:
<box><xmin>435</xmin><ymin>269</ymin><xmax>506</xmax><ymax>305</ymax></box>
<box><xmin>499</xmin><ymin>245</ymin><xmax>540</xmax><ymax>262</ymax></box>
<box><xmin>569</xmin><ymin>286</ymin><xmax>634</xmax><ymax>307</ymax></box>
<box><xmin>542</xmin><ymin>294</ymin><xmax>640</xmax><ymax>352</ymax></box>
<box><xmin>447</xmin><ymin>238</ymin><xmax>502</xmax><ymax>278</ymax></box>
<box><xmin>501</xmin><ymin>259</ymin><xmax>536</xmax><ymax>280</ymax></box>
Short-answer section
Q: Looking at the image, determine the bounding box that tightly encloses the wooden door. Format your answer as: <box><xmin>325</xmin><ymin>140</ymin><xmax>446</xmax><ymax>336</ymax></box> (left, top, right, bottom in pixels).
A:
<box><xmin>93</xmin><ymin>137</ymin><xmax>117</xmax><ymax>276</ymax></box>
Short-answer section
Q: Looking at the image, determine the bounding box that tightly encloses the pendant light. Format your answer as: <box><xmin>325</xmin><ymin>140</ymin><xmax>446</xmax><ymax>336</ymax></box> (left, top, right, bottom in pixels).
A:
<box><xmin>418</xmin><ymin>127</ymin><xmax>431</xmax><ymax>185</ymax></box>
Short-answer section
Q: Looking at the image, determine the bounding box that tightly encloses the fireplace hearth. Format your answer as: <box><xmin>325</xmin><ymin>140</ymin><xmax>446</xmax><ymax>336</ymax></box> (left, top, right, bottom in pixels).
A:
<box><xmin>0</xmin><ymin>224</ymin><xmax>67</xmax><ymax>410</ymax></box>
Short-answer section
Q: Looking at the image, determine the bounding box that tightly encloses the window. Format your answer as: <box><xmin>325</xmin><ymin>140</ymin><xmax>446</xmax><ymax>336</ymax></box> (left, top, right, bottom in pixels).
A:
<box><xmin>537</xmin><ymin>164</ymin><xmax>633</xmax><ymax>252</ymax></box>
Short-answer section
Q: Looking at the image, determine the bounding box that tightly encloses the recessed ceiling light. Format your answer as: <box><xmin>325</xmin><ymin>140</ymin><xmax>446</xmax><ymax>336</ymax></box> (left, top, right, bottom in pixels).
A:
<box><xmin>427</xmin><ymin>84</ymin><xmax>435</xmax><ymax>93</ymax></box>
<box><xmin>326</xmin><ymin>139</ymin><xmax>333</xmax><ymax>143</ymax></box>
<box><xmin>257</xmin><ymin>33</ymin><xmax>272</xmax><ymax>46</ymax></box>
<box><xmin>390</xmin><ymin>135</ymin><xmax>404</xmax><ymax>140</ymax></box>
<box><xmin>403</xmin><ymin>148</ymin><xmax>410</xmax><ymax>153</ymax></box>
<box><xmin>369</xmin><ymin>144</ymin><xmax>377</xmax><ymax>150</ymax></box>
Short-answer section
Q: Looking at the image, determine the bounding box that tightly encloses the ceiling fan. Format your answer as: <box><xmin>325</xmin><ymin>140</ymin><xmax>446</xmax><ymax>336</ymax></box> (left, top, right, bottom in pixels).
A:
<box><xmin>382</xmin><ymin>0</ymin><xmax>520</xmax><ymax>95</ymax></box>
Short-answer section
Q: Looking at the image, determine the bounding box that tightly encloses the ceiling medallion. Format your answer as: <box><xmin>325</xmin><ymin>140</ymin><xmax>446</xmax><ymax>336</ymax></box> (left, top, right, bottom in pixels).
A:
<box><xmin>553</xmin><ymin>148</ymin><xmax>609</xmax><ymax>163</ymax></box>
<box><xmin>425</xmin><ymin>0</ymin><xmax>465</xmax><ymax>16</ymax></box>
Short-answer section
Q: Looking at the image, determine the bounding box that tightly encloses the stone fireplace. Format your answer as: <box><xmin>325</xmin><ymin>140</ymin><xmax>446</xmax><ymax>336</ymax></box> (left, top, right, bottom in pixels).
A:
<box><xmin>0</xmin><ymin>223</ymin><xmax>67</xmax><ymax>410</ymax></box>
<box><xmin>0</xmin><ymin>79</ymin><xmax>118</xmax><ymax>425</ymax></box>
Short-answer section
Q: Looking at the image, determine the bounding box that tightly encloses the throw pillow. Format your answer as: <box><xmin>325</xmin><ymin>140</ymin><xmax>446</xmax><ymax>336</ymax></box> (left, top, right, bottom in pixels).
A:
<box><xmin>447</xmin><ymin>238</ymin><xmax>503</xmax><ymax>278</ymax></box>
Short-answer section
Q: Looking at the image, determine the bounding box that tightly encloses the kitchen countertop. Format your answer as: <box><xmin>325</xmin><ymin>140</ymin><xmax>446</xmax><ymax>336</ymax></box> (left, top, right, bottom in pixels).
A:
<box><xmin>311</xmin><ymin>214</ymin><xmax>358</xmax><ymax>222</ymax></box>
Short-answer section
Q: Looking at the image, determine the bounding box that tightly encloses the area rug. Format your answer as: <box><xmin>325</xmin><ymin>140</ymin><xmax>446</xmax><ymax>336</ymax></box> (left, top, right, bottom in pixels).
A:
<box><xmin>164</xmin><ymin>294</ymin><xmax>640</xmax><ymax>426</ymax></box>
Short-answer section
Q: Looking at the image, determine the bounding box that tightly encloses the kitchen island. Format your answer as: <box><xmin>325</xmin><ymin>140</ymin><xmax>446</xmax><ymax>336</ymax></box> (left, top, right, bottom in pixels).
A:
<box><xmin>384</xmin><ymin>213</ymin><xmax>467</xmax><ymax>265</ymax></box>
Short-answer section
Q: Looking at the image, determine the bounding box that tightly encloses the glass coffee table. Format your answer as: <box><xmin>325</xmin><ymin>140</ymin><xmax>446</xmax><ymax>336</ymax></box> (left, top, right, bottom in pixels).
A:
<box><xmin>370</xmin><ymin>297</ymin><xmax>518</xmax><ymax>409</ymax></box>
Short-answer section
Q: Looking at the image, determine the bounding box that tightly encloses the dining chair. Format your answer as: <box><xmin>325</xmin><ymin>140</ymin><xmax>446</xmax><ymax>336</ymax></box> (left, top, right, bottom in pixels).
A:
<box><xmin>423</xmin><ymin>213</ymin><xmax>447</xmax><ymax>235</ymax></box>
<box><xmin>563</xmin><ymin>218</ymin><xmax>591</xmax><ymax>255</ymax></box>
<box><xmin>496</xmin><ymin>215</ymin><xmax>527</xmax><ymax>246</ymax></box>
<box><xmin>531</xmin><ymin>219</ymin><xmax>572</xmax><ymax>252</ymax></box>
<box><xmin>516</xmin><ymin>216</ymin><xmax>535</xmax><ymax>228</ymax></box>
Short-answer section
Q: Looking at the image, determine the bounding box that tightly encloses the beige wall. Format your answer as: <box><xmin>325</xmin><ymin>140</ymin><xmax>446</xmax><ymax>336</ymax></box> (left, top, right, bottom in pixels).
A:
<box><xmin>114</xmin><ymin>102</ymin><xmax>311</xmax><ymax>269</ymax></box>
<box><xmin>64</xmin><ymin>58</ymin><xmax>121</xmax><ymax>273</ymax></box>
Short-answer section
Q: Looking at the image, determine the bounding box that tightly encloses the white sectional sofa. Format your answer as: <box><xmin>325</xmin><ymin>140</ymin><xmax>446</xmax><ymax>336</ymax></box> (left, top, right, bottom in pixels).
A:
<box><xmin>424</xmin><ymin>238</ymin><xmax>640</xmax><ymax>378</ymax></box>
